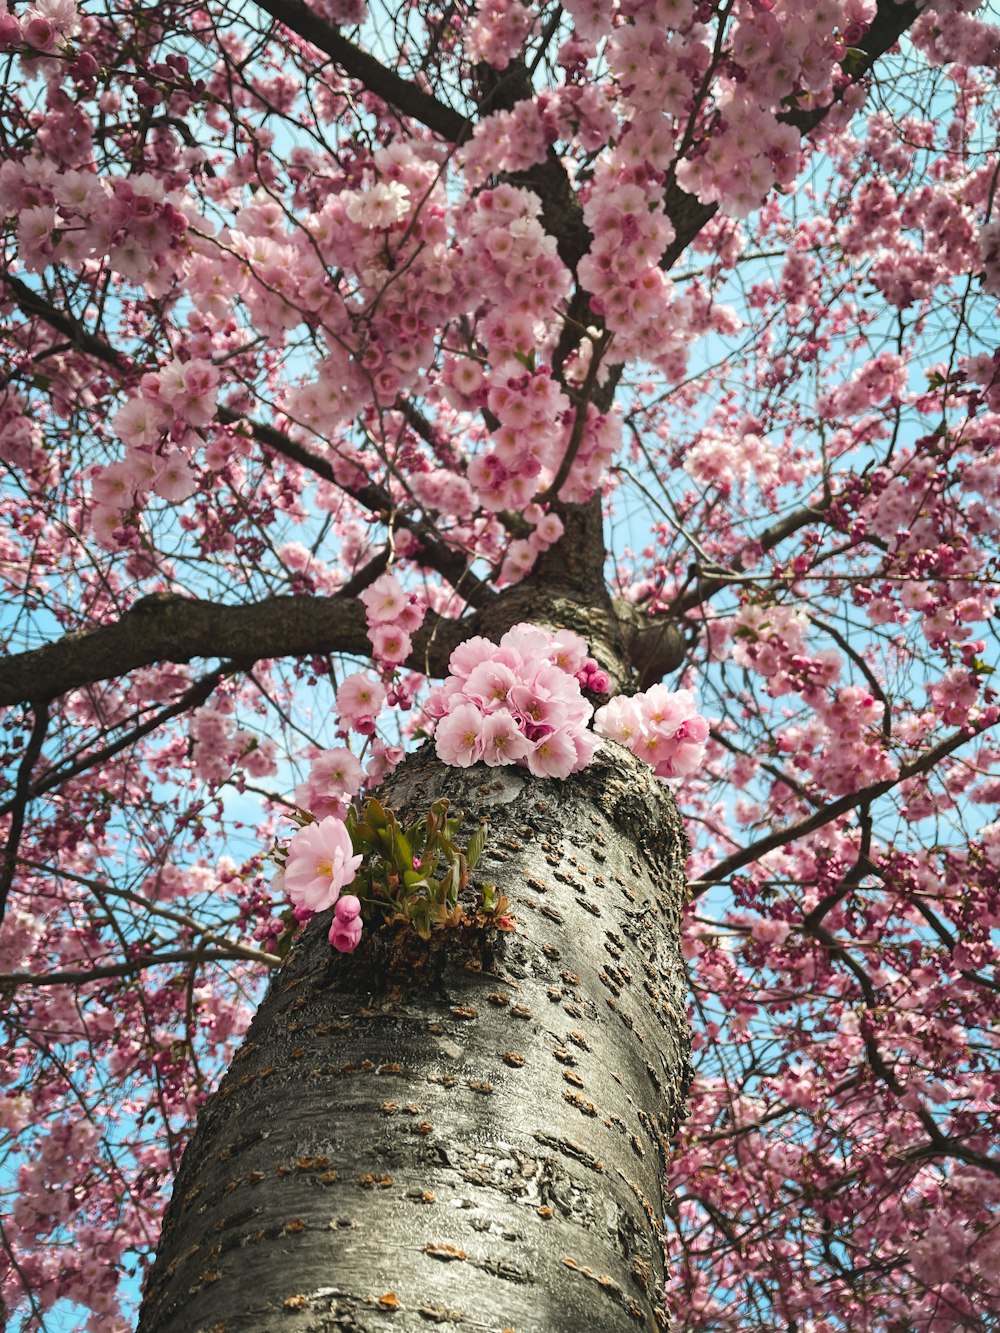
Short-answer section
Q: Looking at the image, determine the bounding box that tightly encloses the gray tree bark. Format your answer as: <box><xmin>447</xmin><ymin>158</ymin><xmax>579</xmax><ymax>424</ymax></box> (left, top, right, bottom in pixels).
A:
<box><xmin>138</xmin><ymin>740</ymin><xmax>690</xmax><ymax>1333</ymax></box>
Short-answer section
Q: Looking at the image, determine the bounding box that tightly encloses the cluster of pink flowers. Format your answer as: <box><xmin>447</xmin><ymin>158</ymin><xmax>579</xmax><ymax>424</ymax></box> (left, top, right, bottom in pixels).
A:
<box><xmin>457</xmin><ymin>185</ymin><xmax>571</xmax><ymax>357</ymax></box>
<box><xmin>817</xmin><ymin>352</ymin><xmax>910</xmax><ymax>421</ymax></box>
<box><xmin>0</xmin><ymin>390</ymin><xmax>47</xmax><ymax>476</ymax></box>
<box><xmin>578</xmin><ymin>149</ymin><xmax>683</xmax><ymax>366</ymax></box>
<box><xmin>0</xmin><ymin>0</ymin><xmax>79</xmax><ymax>52</ymax></box>
<box><xmin>188</xmin><ymin>703</ymin><xmax>277</xmax><ymax>786</ymax></box>
<box><xmin>274</xmin><ymin>141</ymin><xmax>460</xmax><ymax>419</ymax></box>
<box><xmin>334</xmin><ymin>671</ymin><xmax>386</xmax><ymax>735</ymax></box>
<box><xmin>423</xmin><ymin>624</ymin><xmax>606</xmax><ymax>779</ymax></box>
<box><xmin>594</xmin><ymin>685</ymin><xmax>709</xmax><ymax>780</ymax></box>
<box><xmin>330</xmin><ymin>673</ymin><xmax>405</xmax><ymax>783</ymax></box>
<box><xmin>284</xmin><ymin>630</ymin><xmax>706</xmax><ymax>950</ymax></box>
<box><xmin>281</xmin><ymin>815</ymin><xmax>364</xmax><ymax>952</ymax></box>
<box><xmin>420</xmin><ymin>624</ymin><xmax>709</xmax><ymax>783</ymax></box>
<box><xmin>359</xmin><ymin>570</ymin><xmax>425</xmax><ymax>666</ymax></box>
<box><xmin>465</xmin><ymin>361</ymin><xmax>621</xmax><ymax>518</ymax></box>
<box><xmin>4</xmin><ymin>156</ymin><xmax>188</xmax><ymax>287</ymax></box>
<box><xmin>730</xmin><ymin>603</ymin><xmax>841</xmax><ymax>700</ymax></box>
<box><xmin>87</xmin><ymin>356</ymin><xmax>220</xmax><ymax>548</ymax></box>
<box><xmin>978</xmin><ymin>219</ymin><xmax>1000</xmax><ymax>295</ymax></box>
<box><xmin>464</xmin><ymin>0</ymin><xmax>536</xmax><ymax>69</ymax></box>
<box><xmin>773</xmin><ymin>684</ymin><xmax>898</xmax><ymax>798</ymax></box>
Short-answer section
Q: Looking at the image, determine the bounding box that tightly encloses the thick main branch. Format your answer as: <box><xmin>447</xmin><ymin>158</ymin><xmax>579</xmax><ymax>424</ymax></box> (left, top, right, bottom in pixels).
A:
<box><xmin>0</xmin><ymin>593</ymin><xmax>370</xmax><ymax>706</ymax></box>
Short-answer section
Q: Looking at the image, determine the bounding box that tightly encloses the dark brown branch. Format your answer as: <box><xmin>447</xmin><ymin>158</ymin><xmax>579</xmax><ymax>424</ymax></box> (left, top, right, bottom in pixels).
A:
<box><xmin>0</xmin><ymin>594</ymin><xmax>364</xmax><ymax>706</ymax></box>
<box><xmin>0</xmin><ymin>701</ymin><xmax>49</xmax><ymax>924</ymax></box>
<box><xmin>3</xmin><ymin>277</ymin><xmax>493</xmax><ymax>606</ymax></box>
<box><xmin>0</xmin><ymin>593</ymin><xmax>477</xmax><ymax>709</ymax></box>
<box><xmin>804</xmin><ymin>916</ymin><xmax>1000</xmax><ymax>1178</ymax></box>
<box><xmin>0</xmin><ymin>947</ymin><xmax>280</xmax><ymax>990</ymax></box>
<box><xmin>0</xmin><ymin>667</ymin><xmax>231</xmax><ymax>815</ymax></box>
<box><xmin>254</xmin><ymin>0</ymin><xmax>470</xmax><ymax>143</ymax></box>
<box><xmin>690</xmin><ymin>718</ymin><xmax>998</xmax><ymax>894</ymax></box>
<box><xmin>218</xmin><ymin>409</ymin><xmax>494</xmax><ymax>605</ymax></box>
<box><xmin>535</xmin><ymin>331</ymin><xmax>613</xmax><ymax>504</ymax></box>
<box><xmin>660</xmin><ymin>0</ymin><xmax>923</xmax><ymax>269</ymax></box>
<box><xmin>1</xmin><ymin>273</ymin><xmax>133</xmax><ymax>373</ymax></box>
<box><xmin>475</xmin><ymin>57</ymin><xmax>592</xmax><ymax>272</ymax></box>
<box><xmin>668</xmin><ymin>499</ymin><xmax>830</xmax><ymax>617</ymax></box>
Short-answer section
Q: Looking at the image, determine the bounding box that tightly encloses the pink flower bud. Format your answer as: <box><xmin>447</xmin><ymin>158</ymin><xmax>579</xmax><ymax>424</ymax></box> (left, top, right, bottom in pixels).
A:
<box><xmin>334</xmin><ymin>894</ymin><xmax>362</xmax><ymax>923</ymax></box>
<box><xmin>0</xmin><ymin>13</ymin><xmax>21</xmax><ymax>46</ymax></box>
<box><xmin>23</xmin><ymin>15</ymin><xmax>55</xmax><ymax>49</ymax></box>
<box><xmin>329</xmin><ymin>915</ymin><xmax>363</xmax><ymax>952</ymax></box>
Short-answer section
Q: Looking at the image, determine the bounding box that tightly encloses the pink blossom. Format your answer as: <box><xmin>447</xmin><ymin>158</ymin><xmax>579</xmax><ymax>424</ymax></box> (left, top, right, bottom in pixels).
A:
<box><xmin>336</xmin><ymin>673</ymin><xmax>387</xmax><ymax>728</ymax></box>
<box><xmin>283</xmin><ymin>816</ymin><xmax>362</xmax><ymax>914</ymax></box>
<box><xmin>364</xmin><ymin>739</ymin><xmax>404</xmax><ymax>783</ymax></box>
<box><xmin>449</xmin><ymin>636</ymin><xmax>504</xmax><ymax>680</ymax></box>
<box><xmin>434</xmin><ymin>702</ymin><xmax>485</xmax><ymax>767</ymax></box>
<box><xmin>91</xmin><ymin>461</ymin><xmax>139</xmax><ymax>507</ymax></box>
<box><xmin>360</xmin><ymin>571</ymin><xmax>407</xmax><ymax>624</ymax></box>
<box><xmin>593</xmin><ymin>696</ymin><xmax>642</xmax><ymax>745</ymax></box>
<box><xmin>463</xmin><ymin>660</ymin><xmax>518</xmax><ymax>711</ymax></box>
<box><xmin>151</xmin><ymin>452</ymin><xmax>198</xmax><ymax>502</ymax></box>
<box><xmin>500</xmin><ymin>623</ymin><xmax>553</xmax><ymax>660</ymax></box>
<box><xmin>22</xmin><ymin>13</ymin><xmax>55</xmax><ymax>49</ymax></box>
<box><xmin>525</xmin><ymin>727</ymin><xmax>578</xmax><ymax>778</ymax></box>
<box><xmin>330</xmin><ymin>914</ymin><xmax>363</xmax><ymax>951</ymax></box>
<box><xmin>396</xmin><ymin>599</ymin><xmax>425</xmax><ymax>633</ymax></box>
<box><xmin>426</xmin><ymin>625</ymin><xmax>598</xmax><ymax>777</ymax></box>
<box><xmin>369</xmin><ymin>623</ymin><xmax>413</xmax><ymax>663</ymax></box>
<box><xmin>595</xmin><ymin>686</ymin><xmax>708</xmax><ymax>780</ymax></box>
<box><xmin>479</xmin><ymin>708</ymin><xmax>534</xmax><ymax>766</ymax></box>
<box><xmin>533</xmin><ymin>512</ymin><xmax>565</xmax><ymax>546</ymax></box>
<box><xmin>158</xmin><ymin>358</ymin><xmax>220</xmax><ymax>428</ymax></box>
<box><xmin>751</xmin><ymin>918</ymin><xmax>791</xmax><ymax>946</ymax></box>
<box><xmin>295</xmin><ymin>746</ymin><xmax>363</xmax><ymax>819</ymax></box>
<box><xmin>113</xmin><ymin>397</ymin><xmax>168</xmax><ymax>448</ymax></box>
<box><xmin>548</xmin><ymin>629</ymin><xmax>588</xmax><ymax>674</ymax></box>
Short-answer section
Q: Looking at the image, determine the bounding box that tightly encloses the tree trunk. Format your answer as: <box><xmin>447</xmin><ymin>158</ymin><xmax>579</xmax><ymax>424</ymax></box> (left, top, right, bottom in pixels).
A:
<box><xmin>138</xmin><ymin>741</ymin><xmax>690</xmax><ymax>1333</ymax></box>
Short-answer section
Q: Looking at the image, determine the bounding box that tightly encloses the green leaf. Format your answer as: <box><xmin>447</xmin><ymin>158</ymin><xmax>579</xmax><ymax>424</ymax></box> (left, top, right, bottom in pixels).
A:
<box><xmin>446</xmin><ymin>857</ymin><xmax>461</xmax><ymax>908</ymax></box>
<box><xmin>350</xmin><ymin>823</ymin><xmax>377</xmax><ymax>855</ymax></box>
<box><xmin>391</xmin><ymin>823</ymin><xmax>414</xmax><ymax>870</ymax></box>
<box><xmin>408</xmin><ymin>901</ymin><xmax>432</xmax><ymax>940</ymax></box>
<box><xmin>364</xmin><ymin>797</ymin><xmax>391</xmax><ymax>830</ymax></box>
<box><xmin>465</xmin><ymin>825</ymin><xmax>486</xmax><ymax>871</ymax></box>
<box><xmin>429</xmin><ymin>797</ymin><xmax>451</xmax><ymax>829</ymax></box>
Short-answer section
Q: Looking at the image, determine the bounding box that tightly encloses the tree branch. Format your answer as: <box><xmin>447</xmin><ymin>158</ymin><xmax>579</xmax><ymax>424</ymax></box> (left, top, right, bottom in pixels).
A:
<box><xmin>660</xmin><ymin>0</ymin><xmax>923</xmax><ymax>268</ymax></box>
<box><xmin>689</xmin><ymin>717</ymin><xmax>997</xmax><ymax>895</ymax></box>
<box><xmin>218</xmin><ymin>409</ymin><xmax>494</xmax><ymax>606</ymax></box>
<box><xmin>0</xmin><ymin>701</ymin><xmax>49</xmax><ymax>923</ymax></box>
<box><xmin>254</xmin><ymin>0</ymin><xmax>471</xmax><ymax>143</ymax></box>
<box><xmin>1</xmin><ymin>272</ymin><xmax>133</xmax><ymax>373</ymax></box>
<box><xmin>2</xmin><ymin>276</ymin><xmax>494</xmax><ymax>606</ymax></box>
<box><xmin>668</xmin><ymin>499</ymin><xmax>831</xmax><ymax>617</ymax></box>
<box><xmin>0</xmin><ymin>947</ymin><xmax>280</xmax><ymax>990</ymax></box>
<box><xmin>0</xmin><ymin>592</ymin><xmax>479</xmax><ymax>707</ymax></box>
<box><xmin>0</xmin><ymin>667</ymin><xmax>232</xmax><ymax>815</ymax></box>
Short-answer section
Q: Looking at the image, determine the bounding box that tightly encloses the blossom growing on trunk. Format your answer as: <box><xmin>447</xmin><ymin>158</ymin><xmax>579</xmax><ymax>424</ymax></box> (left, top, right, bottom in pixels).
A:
<box><xmin>283</xmin><ymin>817</ymin><xmax>362</xmax><ymax>914</ymax></box>
<box><xmin>329</xmin><ymin>893</ymin><xmax>363</xmax><ymax>952</ymax></box>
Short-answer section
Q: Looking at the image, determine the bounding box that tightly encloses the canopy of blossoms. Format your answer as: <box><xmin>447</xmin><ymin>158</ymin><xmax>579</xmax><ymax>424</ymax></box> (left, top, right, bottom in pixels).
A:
<box><xmin>0</xmin><ymin>0</ymin><xmax>998</xmax><ymax>1328</ymax></box>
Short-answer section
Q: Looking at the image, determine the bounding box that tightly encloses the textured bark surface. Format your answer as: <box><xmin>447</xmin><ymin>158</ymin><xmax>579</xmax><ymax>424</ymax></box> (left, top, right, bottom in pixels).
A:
<box><xmin>138</xmin><ymin>741</ymin><xmax>690</xmax><ymax>1333</ymax></box>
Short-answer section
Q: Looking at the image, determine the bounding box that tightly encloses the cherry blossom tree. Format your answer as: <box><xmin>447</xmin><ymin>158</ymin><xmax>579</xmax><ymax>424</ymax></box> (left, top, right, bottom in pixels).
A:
<box><xmin>1</xmin><ymin>0</ymin><xmax>999</xmax><ymax>1328</ymax></box>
